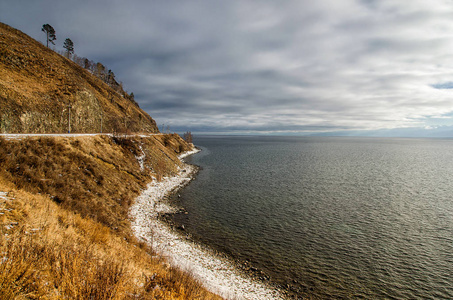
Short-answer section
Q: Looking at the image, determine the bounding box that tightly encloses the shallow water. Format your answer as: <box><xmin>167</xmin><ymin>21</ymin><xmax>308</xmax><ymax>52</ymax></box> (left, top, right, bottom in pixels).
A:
<box><xmin>175</xmin><ymin>136</ymin><xmax>453</xmax><ymax>299</ymax></box>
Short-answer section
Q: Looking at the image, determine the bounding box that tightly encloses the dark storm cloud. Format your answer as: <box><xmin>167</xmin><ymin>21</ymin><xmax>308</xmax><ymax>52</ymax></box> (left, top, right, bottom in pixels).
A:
<box><xmin>2</xmin><ymin>0</ymin><xmax>453</xmax><ymax>134</ymax></box>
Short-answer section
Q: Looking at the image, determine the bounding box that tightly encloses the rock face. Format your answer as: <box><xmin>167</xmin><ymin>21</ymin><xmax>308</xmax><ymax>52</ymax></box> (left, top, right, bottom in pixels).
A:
<box><xmin>0</xmin><ymin>22</ymin><xmax>159</xmax><ymax>134</ymax></box>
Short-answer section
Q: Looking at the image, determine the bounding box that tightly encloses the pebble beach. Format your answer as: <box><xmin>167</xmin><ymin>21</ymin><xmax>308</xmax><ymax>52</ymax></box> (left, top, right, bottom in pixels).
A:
<box><xmin>130</xmin><ymin>149</ymin><xmax>284</xmax><ymax>300</ymax></box>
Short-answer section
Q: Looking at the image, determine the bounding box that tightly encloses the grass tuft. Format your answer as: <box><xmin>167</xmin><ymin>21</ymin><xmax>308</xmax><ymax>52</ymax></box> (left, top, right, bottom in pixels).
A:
<box><xmin>0</xmin><ymin>229</ymin><xmax>44</xmax><ymax>299</ymax></box>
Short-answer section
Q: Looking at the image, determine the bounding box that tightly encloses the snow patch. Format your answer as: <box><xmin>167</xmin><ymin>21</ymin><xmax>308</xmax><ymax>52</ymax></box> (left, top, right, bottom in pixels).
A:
<box><xmin>0</xmin><ymin>192</ymin><xmax>8</xmax><ymax>200</ymax></box>
<box><xmin>178</xmin><ymin>147</ymin><xmax>200</xmax><ymax>160</ymax></box>
<box><xmin>136</xmin><ymin>144</ymin><xmax>146</xmax><ymax>171</ymax></box>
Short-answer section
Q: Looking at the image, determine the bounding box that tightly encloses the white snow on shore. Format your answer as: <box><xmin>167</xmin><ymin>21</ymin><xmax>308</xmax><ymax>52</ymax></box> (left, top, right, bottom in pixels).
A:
<box><xmin>130</xmin><ymin>149</ymin><xmax>284</xmax><ymax>300</ymax></box>
<box><xmin>178</xmin><ymin>146</ymin><xmax>199</xmax><ymax>159</ymax></box>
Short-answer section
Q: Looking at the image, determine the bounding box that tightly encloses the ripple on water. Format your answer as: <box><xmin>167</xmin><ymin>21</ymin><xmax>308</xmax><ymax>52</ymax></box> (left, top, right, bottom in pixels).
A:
<box><xmin>175</xmin><ymin>136</ymin><xmax>453</xmax><ymax>299</ymax></box>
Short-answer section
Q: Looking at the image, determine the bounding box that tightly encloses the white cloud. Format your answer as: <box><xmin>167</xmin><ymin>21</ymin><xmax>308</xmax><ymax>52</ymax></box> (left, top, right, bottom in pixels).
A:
<box><xmin>2</xmin><ymin>0</ymin><xmax>453</xmax><ymax>135</ymax></box>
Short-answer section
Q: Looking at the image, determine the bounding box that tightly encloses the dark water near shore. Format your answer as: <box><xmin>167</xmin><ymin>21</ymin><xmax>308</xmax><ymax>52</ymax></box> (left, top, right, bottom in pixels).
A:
<box><xmin>175</xmin><ymin>136</ymin><xmax>453</xmax><ymax>299</ymax></box>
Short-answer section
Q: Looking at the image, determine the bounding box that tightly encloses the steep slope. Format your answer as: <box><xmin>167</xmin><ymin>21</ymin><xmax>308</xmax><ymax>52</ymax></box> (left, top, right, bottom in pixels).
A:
<box><xmin>0</xmin><ymin>22</ymin><xmax>222</xmax><ymax>299</ymax></box>
<box><xmin>0</xmin><ymin>134</ymin><xmax>192</xmax><ymax>236</ymax></box>
<box><xmin>0</xmin><ymin>134</ymin><xmax>221</xmax><ymax>299</ymax></box>
<box><xmin>0</xmin><ymin>22</ymin><xmax>158</xmax><ymax>134</ymax></box>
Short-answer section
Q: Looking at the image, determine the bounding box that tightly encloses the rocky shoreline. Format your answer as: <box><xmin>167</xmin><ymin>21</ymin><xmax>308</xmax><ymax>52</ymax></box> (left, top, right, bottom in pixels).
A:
<box><xmin>130</xmin><ymin>149</ymin><xmax>285</xmax><ymax>300</ymax></box>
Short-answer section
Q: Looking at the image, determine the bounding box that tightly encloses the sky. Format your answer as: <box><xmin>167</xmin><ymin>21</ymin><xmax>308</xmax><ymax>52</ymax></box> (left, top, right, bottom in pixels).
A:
<box><xmin>2</xmin><ymin>0</ymin><xmax>453</xmax><ymax>136</ymax></box>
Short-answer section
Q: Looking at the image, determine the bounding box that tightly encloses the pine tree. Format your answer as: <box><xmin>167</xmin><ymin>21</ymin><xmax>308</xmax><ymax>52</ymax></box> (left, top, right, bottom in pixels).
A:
<box><xmin>63</xmin><ymin>38</ymin><xmax>74</xmax><ymax>58</ymax></box>
<box><xmin>41</xmin><ymin>24</ymin><xmax>56</xmax><ymax>47</ymax></box>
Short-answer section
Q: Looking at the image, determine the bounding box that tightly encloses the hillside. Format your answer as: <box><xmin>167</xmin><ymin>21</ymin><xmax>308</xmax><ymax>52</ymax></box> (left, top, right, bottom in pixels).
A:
<box><xmin>0</xmin><ymin>22</ymin><xmax>158</xmax><ymax>134</ymax></box>
<box><xmin>0</xmin><ymin>134</ymin><xmax>191</xmax><ymax>236</ymax></box>
<box><xmin>0</xmin><ymin>134</ymin><xmax>221</xmax><ymax>299</ymax></box>
<box><xmin>0</xmin><ymin>22</ymin><xmax>221</xmax><ymax>299</ymax></box>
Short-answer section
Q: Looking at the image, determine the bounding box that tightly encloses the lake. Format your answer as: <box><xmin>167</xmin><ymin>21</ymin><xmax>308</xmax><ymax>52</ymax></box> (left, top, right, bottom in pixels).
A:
<box><xmin>175</xmin><ymin>136</ymin><xmax>453</xmax><ymax>299</ymax></box>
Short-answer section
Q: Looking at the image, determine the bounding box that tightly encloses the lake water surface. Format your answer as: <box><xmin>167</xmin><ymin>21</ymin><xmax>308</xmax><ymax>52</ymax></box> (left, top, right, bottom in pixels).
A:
<box><xmin>176</xmin><ymin>136</ymin><xmax>453</xmax><ymax>299</ymax></box>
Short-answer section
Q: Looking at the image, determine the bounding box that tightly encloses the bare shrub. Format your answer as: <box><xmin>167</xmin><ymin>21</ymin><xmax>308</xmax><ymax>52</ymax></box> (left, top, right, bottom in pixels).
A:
<box><xmin>49</xmin><ymin>247</ymin><xmax>128</xmax><ymax>300</ymax></box>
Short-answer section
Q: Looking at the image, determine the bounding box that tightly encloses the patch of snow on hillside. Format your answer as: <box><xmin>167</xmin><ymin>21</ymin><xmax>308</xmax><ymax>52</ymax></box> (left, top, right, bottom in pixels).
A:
<box><xmin>136</xmin><ymin>144</ymin><xmax>146</xmax><ymax>171</ymax></box>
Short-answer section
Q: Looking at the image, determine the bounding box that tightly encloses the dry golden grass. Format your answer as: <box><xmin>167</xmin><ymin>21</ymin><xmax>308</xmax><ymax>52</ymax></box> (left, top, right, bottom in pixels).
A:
<box><xmin>0</xmin><ymin>22</ymin><xmax>157</xmax><ymax>133</ymax></box>
<box><xmin>0</xmin><ymin>20</ymin><xmax>219</xmax><ymax>299</ymax></box>
<box><xmin>0</xmin><ymin>134</ymin><xmax>189</xmax><ymax>236</ymax></box>
<box><xmin>0</xmin><ymin>186</ymin><xmax>221</xmax><ymax>299</ymax></box>
<box><xmin>0</xmin><ymin>135</ymin><xmax>221</xmax><ymax>299</ymax></box>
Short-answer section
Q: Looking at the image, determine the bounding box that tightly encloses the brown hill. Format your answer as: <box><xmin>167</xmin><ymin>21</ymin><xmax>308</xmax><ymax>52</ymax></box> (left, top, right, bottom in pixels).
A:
<box><xmin>0</xmin><ymin>22</ymin><xmax>158</xmax><ymax>134</ymax></box>
<box><xmin>0</xmin><ymin>134</ymin><xmax>220</xmax><ymax>299</ymax></box>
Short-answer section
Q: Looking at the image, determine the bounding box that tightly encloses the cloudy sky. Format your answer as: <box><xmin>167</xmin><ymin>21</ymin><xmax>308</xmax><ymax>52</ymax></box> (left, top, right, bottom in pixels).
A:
<box><xmin>2</xmin><ymin>0</ymin><xmax>453</xmax><ymax>136</ymax></box>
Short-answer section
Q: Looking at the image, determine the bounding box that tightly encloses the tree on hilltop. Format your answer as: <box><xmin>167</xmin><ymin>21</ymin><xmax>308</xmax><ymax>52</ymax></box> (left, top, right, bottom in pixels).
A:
<box><xmin>107</xmin><ymin>69</ymin><xmax>115</xmax><ymax>85</ymax></box>
<box><xmin>95</xmin><ymin>62</ymin><xmax>106</xmax><ymax>80</ymax></box>
<box><xmin>63</xmin><ymin>38</ymin><xmax>74</xmax><ymax>58</ymax></box>
<box><xmin>41</xmin><ymin>24</ymin><xmax>56</xmax><ymax>47</ymax></box>
<box><xmin>183</xmin><ymin>131</ymin><xmax>193</xmax><ymax>144</ymax></box>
